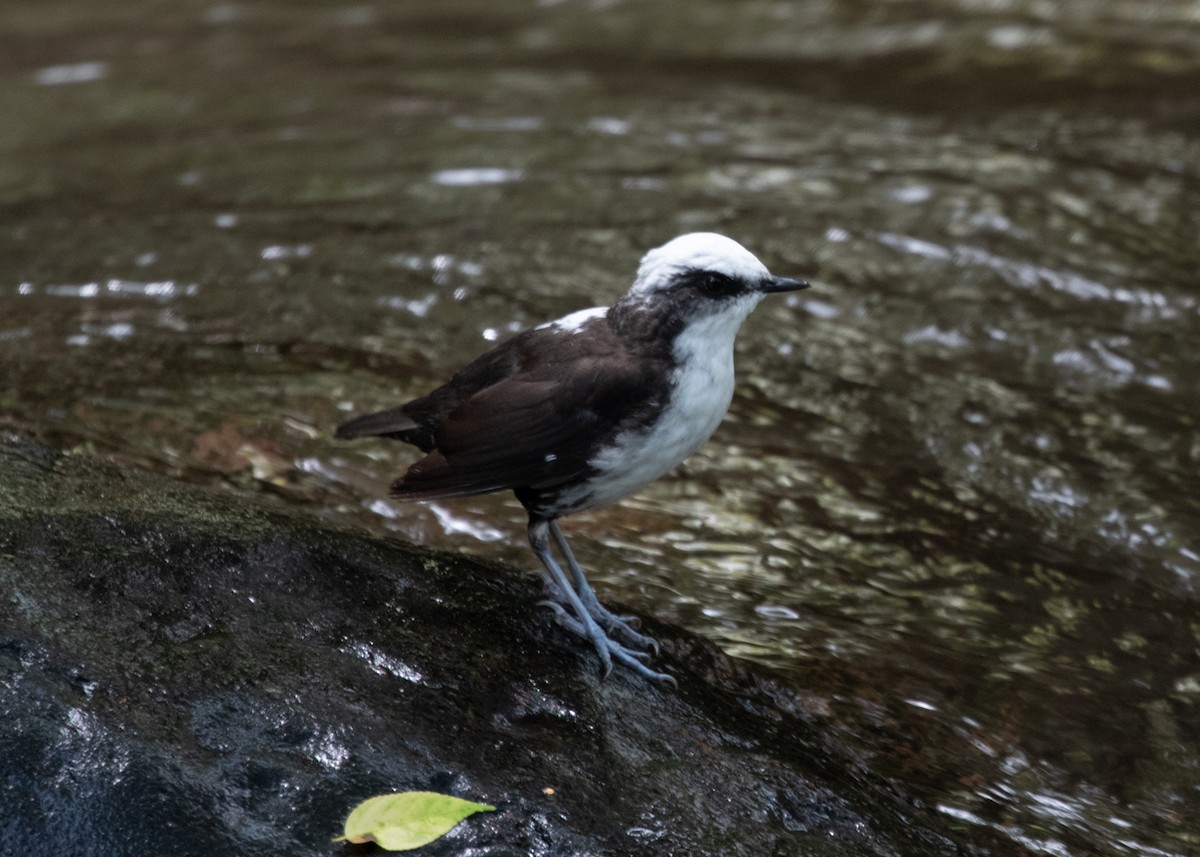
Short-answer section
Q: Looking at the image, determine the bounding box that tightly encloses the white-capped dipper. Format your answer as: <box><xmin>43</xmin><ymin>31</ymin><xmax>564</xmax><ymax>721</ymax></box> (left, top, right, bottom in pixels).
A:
<box><xmin>336</xmin><ymin>233</ymin><xmax>808</xmax><ymax>682</ymax></box>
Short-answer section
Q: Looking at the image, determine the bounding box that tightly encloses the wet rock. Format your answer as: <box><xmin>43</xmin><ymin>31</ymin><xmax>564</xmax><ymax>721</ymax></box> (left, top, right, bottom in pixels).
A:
<box><xmin>1</xmin><ymin>432</ymin><xmax>966</xmax><ymax>856</ymax></box>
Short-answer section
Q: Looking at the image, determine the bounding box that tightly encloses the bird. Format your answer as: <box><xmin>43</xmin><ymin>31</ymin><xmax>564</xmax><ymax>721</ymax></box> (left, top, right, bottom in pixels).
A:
<box><xmin>336</xmin><ymin>232</ymin><xmax>808</xmax><ymax>682</ymax></box>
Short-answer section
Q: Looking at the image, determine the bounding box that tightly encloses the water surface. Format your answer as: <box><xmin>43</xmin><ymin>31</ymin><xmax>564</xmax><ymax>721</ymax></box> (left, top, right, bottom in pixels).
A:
<box><xmin>2</xmin><ymin>2</ymin><xmax>1198</xmax><ymax>854</ymax></box>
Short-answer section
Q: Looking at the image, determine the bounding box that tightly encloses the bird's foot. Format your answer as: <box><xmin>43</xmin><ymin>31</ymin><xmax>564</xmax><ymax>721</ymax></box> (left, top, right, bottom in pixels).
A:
<box><xmin>538</xmin><ymin>600</ymin><xmax>675</xmax><ymax>685</ymax></box>
<box><xmin>538</xmin><ymin>600</ymin><xmax>651</xmax><ymax>662</ymax></box>
<box><xmin>540</xmin><ymin>577</ymin><xmax>659</xmax><ymax>654</ymax></box>
<box><xmin>578</xmin><ymin>591</ymin><xmax>661</xmax><ymax>655</ymax></box>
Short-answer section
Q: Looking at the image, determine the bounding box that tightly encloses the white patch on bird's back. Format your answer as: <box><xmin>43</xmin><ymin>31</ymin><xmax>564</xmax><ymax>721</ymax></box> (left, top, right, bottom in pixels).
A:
<box><xmin>538</xmin><ymin>305</ymin><xmax>607</xmax><ymax>334</ymax></box>
<box><xmin>561</xmin><ymin>291</ymin><xmax>763</xmax><ymax>513</ymax></box>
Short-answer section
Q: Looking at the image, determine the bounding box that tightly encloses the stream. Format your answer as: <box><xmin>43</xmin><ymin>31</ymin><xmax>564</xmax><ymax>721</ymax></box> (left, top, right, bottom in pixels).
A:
<box><xmin>2</xmin><ymin>1</ymin><xmax>1198</xmax><ymax>854</ymax></box>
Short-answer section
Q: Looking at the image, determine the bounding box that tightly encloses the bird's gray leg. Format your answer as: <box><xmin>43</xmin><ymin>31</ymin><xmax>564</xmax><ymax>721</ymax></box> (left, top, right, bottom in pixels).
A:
<box><xmin>549</xmin><ymin>520</ymin><xmax>660</xmax><ymax>655</ymax></box>
<box><xmin>529</xmin><ymin>518</ymin><xmax>673</xmax><ymax>684</ymax></box>
<box><xmin>529</xmin><ymin>519</ymin><xmax>614</xmax><ymax>676</ymax></box>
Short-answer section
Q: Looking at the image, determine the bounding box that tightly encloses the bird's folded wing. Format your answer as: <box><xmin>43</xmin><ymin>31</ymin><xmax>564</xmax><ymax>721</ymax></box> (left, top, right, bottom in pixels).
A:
<box><xmin>391</xmin><ymin>359</ymin><xmax>653</xmax><ymax>500</ymax></box>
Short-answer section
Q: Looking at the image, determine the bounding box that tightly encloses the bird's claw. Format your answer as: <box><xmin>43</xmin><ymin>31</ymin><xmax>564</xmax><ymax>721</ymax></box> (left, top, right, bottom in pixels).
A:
<box><xmin>537</xmin><ymin>599</ymin><xmax>670</xmax><ymax>682</ymax></box>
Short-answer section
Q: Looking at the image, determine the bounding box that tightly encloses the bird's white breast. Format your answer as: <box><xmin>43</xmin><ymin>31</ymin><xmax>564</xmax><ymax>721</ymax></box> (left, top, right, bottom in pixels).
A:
<box><xmin>565</xmin><ymin>296</ymin><xmax>758</xmax><ymax>512</ymax></box>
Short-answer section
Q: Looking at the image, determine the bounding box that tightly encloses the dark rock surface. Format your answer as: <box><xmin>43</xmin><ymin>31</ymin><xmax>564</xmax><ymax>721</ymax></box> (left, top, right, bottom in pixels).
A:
<box><xmin>2</xmin><ymin>432</ymin><xmax>977</xmax><ymax>856</ymax></box>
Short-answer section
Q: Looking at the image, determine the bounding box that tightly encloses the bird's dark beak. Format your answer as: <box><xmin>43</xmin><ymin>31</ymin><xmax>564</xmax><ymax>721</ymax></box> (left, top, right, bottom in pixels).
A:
<box><xmin>759</xmin><ymin>275</ymin><xmax>810</xmax><ymax>293</ymax></box>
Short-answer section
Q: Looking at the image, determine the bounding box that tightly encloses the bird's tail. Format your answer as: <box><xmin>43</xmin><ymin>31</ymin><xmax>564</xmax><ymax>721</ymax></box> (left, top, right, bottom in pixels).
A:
<box><xmin>335</xmin><ymin>406</ymin><xmax>420</xmax><ymax>440</ymax></box>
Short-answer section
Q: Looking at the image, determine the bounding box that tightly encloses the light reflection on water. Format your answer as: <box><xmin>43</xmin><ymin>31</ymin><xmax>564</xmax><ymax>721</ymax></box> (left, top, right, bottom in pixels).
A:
<box><xmin>2</xmin><ymin>0</ymin><xmax>1199</xmax><ymax>854</ymax></box>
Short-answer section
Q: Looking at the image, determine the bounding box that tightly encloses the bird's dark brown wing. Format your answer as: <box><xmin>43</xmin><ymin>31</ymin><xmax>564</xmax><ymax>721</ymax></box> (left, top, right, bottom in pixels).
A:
<box><xmin>391</xmin><ymin>355</ymin><xmax>657</xmax><ymax>501</ymax></box>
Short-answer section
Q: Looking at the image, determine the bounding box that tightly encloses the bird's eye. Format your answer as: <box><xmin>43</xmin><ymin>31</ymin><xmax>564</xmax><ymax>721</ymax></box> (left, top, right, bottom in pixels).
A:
<box><xmin>698</xmin><ymin>272</ymin><xmax>739</xmax><ymax>296</ymax></box>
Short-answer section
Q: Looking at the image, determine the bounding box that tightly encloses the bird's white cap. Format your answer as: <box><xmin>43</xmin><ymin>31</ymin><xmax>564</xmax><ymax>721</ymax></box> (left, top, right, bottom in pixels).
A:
<box><xmin>630</xmin><ymin>232</ymin><xmax>772</xmax><ymax>295</ymax></box>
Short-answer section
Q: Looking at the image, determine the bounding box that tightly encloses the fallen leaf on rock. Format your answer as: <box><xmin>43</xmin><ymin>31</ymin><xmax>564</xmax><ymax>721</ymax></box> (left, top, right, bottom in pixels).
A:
<box><xmin>334</xmin><ymin>791</ymin><xmax>495</xmax><ymax>851</ymax></box>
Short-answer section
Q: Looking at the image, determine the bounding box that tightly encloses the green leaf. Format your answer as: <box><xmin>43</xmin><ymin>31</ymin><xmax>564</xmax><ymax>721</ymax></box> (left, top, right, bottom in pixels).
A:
<box><xmin>334</xmin><ymin>791</ymin><xmax>495</xmax><ymax>851</ymax></box>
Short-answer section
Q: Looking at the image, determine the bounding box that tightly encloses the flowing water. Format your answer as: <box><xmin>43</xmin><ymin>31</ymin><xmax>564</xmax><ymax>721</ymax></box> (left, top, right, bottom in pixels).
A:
<box><xmin>2</xmin><ymin>1</ymin><xmax>1199</xmax><ymax>854</ymax></box>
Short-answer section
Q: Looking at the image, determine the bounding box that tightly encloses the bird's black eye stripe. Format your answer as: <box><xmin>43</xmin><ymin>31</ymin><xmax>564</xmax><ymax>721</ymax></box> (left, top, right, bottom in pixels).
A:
<box><xmin>678</xmin><ymin>269</ymin><xmax>745</xmax><ymax>297</ymax></box>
